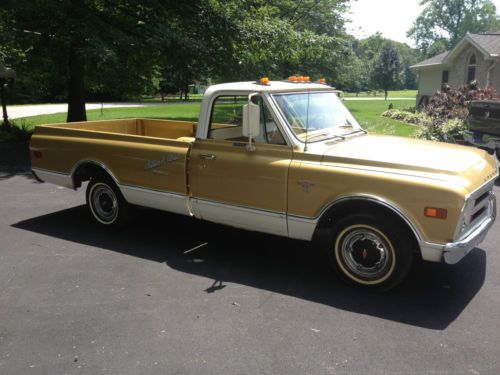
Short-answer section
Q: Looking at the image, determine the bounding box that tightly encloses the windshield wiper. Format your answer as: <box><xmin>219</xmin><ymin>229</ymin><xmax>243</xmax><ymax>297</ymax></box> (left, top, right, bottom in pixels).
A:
<box><xmin>306</xmin><ymin>132</ymin><xmax>345</xmax><ymax>142</ymax></box>
<box><xmin>344</xmin><ymin>129</ymin><xmax>367</xmax><ymax>135</ymax></box>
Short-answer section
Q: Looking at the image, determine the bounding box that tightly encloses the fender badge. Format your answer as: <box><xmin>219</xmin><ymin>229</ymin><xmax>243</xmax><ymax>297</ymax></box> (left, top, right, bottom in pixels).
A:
<box><xmin>145</xmin><ymin>154</ymin><xmax>181</xmax><ymax>171</ymax></box>
<box><xmin>298</xmin><ymin>180</ymin><xmax>315</xmax><ymax>192</ymax></box>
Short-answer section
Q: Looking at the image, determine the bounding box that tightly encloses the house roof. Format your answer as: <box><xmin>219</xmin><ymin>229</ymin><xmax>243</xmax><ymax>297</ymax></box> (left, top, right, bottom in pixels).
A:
<box><xmin>410</xmin><ymin>51</ymin><xmax>449</xmax><ymax>69</ymax></box>
<box><xmin>468</xmin><ymin>33</ymin><xmax>500</xmax><ymax>56</ymax></box>
<box><xmin>410</xmin><ymin>32</ymin><xmax>500</xmax><ymax>70</ymax></box>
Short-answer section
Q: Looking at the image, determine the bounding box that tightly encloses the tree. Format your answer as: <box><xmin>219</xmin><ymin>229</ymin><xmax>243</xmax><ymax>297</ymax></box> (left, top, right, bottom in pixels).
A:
<box><xmin>371</xmin><ymin>43</ymin><xmax>403</xmax><ymax>100</ymax></box>
<box><xmin>408</xmin><ymin>0</ymin><xmax>500</xmax><ymax>53</ymax></box>
<box><xmin>353</xmin><ymin>34</ymin><xmax>418</xmax><ymax>92</ymax></box>
<box><xmin>1</xmin><ymin>1</ymin><xmax>221</xmax><ymax>121</ymax></box>
<box><xmin>211</xmin><ymin>0</ymin><xmax>353</xmax><ymax>84</ymax></box>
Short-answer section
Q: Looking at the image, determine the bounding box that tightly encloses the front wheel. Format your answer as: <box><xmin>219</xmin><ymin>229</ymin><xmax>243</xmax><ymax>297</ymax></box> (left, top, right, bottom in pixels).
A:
<box><xmin>326</xmin><ymin>213</ymin><xmax>414</xmax><ymax>291</ymax></box>
<box><xmin>86</xmin><ymin>175</ymin><xmax>131</xmax><ymax>227</ymax></box>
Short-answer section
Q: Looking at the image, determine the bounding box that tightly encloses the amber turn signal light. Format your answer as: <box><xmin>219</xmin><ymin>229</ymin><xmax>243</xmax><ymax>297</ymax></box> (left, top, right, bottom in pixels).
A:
<box><xmin>424</xmin><ymin>207</ymin><xmax>447</xmax><ymax>219</ymax></box>
<box><xmin>259</xmin><ymin>77</ymin><xmax>270</xmax><ymax>85</ymax></box>
<box><xmin>33</xmin><ymin>151</ymin><xmax>43</xmax><ymax>159</ymax></box>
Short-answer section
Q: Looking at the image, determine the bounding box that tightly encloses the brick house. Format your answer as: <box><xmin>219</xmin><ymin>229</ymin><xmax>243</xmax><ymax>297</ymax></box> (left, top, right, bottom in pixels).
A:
<box><xmin>410</xmin><ymin>32</ymin><xmax>500</xmax><ymax>106</ymax></box>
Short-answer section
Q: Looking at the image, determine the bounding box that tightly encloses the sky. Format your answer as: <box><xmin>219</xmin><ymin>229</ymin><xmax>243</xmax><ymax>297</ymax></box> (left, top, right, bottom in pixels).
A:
<box><xmin>347</xmin><ymin>0</ymin><xmax>500</xmax><ymax>46</ymax></box>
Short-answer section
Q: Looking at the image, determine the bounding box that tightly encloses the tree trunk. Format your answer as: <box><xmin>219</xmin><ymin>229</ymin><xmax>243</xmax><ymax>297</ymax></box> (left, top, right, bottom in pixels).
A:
<box><xmin>67</xmin><ymin>44</ymin><xmax>87</xmax><ymax>122</ymax></box>
<box><xmin>1</xmin><ymin>82</ymin><xmax>11</xmax><ymax>132</ymax></box>
<box><xmin>384</xmin><ymin>90</ymin><xmax>388</xmax><ymax>101</ymax></box>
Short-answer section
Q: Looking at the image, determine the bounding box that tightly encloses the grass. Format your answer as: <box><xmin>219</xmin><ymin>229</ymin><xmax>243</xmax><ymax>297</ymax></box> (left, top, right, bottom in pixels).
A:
<box><xmin>344</xmin><ymin>99</ymin><xmax>417</xmax><ymax>137</ymax></box>
<box><xmin>343</xmin><ymin>90</ymin><xmax>417</xmax><ymax>99</ymax></box>
<box><xmin>15</xmin><ymin>99</ymin><xmax>418</xmax><ymax>138</ymax></box>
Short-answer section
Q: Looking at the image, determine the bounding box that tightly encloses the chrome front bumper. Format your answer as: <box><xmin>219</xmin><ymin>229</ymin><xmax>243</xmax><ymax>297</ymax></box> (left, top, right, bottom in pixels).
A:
<box><xmin>420</xmin><ymin>194</ymin><xmax>497</xmax><ymax>265</ymax></box>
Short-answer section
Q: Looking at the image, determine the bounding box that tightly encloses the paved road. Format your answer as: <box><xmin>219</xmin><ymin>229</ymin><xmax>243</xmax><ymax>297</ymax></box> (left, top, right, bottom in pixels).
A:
<box><xmin>6</xmin><ymin>102</ymin><xmax>172</xmax><ymax>120</ymax></box>
<box><xmin>1</xmin><ymin>143</ymin><xmax>499</xmax><ymax>374</ymax></box>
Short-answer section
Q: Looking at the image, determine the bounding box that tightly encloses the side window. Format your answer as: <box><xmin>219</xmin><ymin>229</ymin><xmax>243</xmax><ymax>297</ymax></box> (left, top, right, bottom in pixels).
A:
<box><xmin>209</xmin><ymin>96</ymin><xmax>248</xmax><ymax>141</ymax></box>
<box><xmin>208</xmin><ymin>94</ymin><xmax>287</xmax><ymax>145</ymax></box>
<box><xmin>260</xmin><ymin>101</ymin><xmax>286</xmax><ymax>145</ymax></box>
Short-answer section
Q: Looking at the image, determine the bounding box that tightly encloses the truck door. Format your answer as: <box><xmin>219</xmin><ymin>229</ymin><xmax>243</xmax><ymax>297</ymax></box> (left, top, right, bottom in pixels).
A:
<box><xmin>189</xmin><ymin>94</ymin><xmax>292</xmax><ymax>236</ymax></box>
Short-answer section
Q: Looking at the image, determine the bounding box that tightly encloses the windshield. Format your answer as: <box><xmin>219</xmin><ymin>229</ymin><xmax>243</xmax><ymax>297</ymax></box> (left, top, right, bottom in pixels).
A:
<box><xmin>272</xmin><ymin>92</ymin><xmax>363</xmax><ymax>142</ymax></box>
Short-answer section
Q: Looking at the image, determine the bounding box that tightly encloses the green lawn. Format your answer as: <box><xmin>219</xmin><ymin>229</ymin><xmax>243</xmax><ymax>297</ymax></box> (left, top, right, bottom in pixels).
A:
<box><xmin>343</xmin><ymin>90</ymin><xmax>417</xmax><ymax>99</ymax></box>
<box><xmin>16</xmin><ymin>103</ymin><xmax>201</xmax><ymax>129</ymax></box>
<box><xmin>344</xmin><ymin>99</ymin><xmax>417</xmax><ymax>137</ymax></box>
<box><xmin>15</xmin><ymin>99</ymin><xmax>417</xmax><ymax>137</ymax></box>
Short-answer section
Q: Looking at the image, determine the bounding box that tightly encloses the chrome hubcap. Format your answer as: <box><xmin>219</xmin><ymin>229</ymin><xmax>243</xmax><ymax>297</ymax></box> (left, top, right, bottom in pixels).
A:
<box><xmin>340</xmin><ymin>228</ymin><xmax>391</xmax><ymax>279</ymax></box>
<box><xmin>91</xmin><ymin>184</ymin><xmax>118</xmax><ymax>223</ymax></box>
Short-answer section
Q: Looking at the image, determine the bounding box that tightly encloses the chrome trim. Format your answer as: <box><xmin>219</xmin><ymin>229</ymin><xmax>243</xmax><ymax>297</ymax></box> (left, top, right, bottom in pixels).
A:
<box><xmin>421</xmin><ymin>194</ymin><xmax>497</xmax><ymax>264</ymax></box>
<box><xmin>31</xmin><ymin>168</ymin><xmax>74</xmax><ymax>189</ymax></box>
<box><xmin>119</xmin><ymin>184</ymin><xmax>190</xmax><ymax>216</ymax></box>
<box><xmin>289</xmin><ymin>194</ymin><xmax>425</xmax><ymax>243</ymax></box>
<box><xmin>192</xmin><ymin>197</ymin><xmax>288</xmax><ymax>237</ymax></box>
<box><xmin>70</xmin><ymin>159</ymin><xmax>121</xmax><ymax>188</ymax></box>
<box><xmin>452</xmin><ymin>178</ymin><xmax>497</xmax><ymax>241</ymax></box>
<box><xmin>193</xmin><ymin>197</ymin><xmax>285</xmax><ymax>217</ymax></box>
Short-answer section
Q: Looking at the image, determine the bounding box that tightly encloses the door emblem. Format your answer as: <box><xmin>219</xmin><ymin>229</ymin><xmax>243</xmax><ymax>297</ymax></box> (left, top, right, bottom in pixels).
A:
<box><xmin>298</xmin><ymin>180</ymin><xmax>315</xmax><ymax>192</ymax></box>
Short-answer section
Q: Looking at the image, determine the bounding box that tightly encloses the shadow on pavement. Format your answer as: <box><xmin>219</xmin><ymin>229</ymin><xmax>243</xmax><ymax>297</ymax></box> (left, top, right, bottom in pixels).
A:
<box><xmin>13</xmin><ymin>205</ymin><xmax>486</xmax><ymax>330</ymax></box>
<box><xmin>0</xmin><ymin>141</ymin><xmax>32</xmax><ymax>180</ymax></box>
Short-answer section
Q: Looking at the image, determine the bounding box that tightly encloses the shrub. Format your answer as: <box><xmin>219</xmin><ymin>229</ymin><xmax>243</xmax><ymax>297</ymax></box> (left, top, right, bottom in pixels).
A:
<box><xmin>0</xmin><ymin>120</ymin><xmax>33</xmax><ymax>142</ymax></box>
<box><xmin>382</xmin><ymin>82</ymin><xmax>497</xmax><ymax>143</ymax></box>
<box><xmin>414</xmin><ymin>118</ymin><xmax>467</xmax><ymax>143</ymax></box>
<box><xmin>425</xmin><ymin>81</ymin><xmax>498</xmax><ymax>122</ymax></box>
<box><xmin>382</xmin><ymin>109</ymin><xmax>432</xmax><ymax>126</ymax></box>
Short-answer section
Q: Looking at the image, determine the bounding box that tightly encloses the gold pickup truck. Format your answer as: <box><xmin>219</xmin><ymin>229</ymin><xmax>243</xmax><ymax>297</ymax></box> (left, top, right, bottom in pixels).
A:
<box><xmin>30</xmin><ymin>79</ymin><xmax>498</xmax><ymax>290</ymax></box>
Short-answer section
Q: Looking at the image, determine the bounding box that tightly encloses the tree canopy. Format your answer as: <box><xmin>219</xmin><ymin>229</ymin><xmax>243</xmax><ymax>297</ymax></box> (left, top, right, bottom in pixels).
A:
<box><xmin>0</xmin><ymin>0</ymin><xmax>420</xmax><ymax>121</ymax></box>
<box><xmin>408</xmin><ymin>0</ymin><xmax>500</xmax><ymax>54</ymax></box>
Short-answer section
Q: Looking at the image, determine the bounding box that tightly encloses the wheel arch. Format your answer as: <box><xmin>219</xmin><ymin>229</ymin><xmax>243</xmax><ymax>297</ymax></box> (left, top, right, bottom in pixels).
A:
<box><xmin>313</xmin><ymin>195</ymin><xmax>421</xmax><ymax>255</ymax></box>
<box><xmin>71</xmin><ymin>160</ymin><xmax>120</xmax><ymax>189</ymax></box>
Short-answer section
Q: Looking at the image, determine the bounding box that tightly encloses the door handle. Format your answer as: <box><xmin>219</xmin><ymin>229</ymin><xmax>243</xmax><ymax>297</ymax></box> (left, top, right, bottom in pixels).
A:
<box><xmin>199</xmin><ymin>153</ymin><xmax>216</xmax><ymax>160</ymax></box>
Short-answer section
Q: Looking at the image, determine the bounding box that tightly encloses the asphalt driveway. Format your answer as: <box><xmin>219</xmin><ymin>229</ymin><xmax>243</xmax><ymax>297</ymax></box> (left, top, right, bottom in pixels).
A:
<box><xmin>1</xmin><ymin>142</ymin><xmax>500</xmax><ymax>374</ymax></box>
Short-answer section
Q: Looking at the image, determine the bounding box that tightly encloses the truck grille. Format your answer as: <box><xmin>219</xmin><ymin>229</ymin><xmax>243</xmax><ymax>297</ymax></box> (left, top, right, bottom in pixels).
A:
<box><xmin>455</xmin><ymin>180</ymin><xmax>496</xmax><ymax>241</ymax></box>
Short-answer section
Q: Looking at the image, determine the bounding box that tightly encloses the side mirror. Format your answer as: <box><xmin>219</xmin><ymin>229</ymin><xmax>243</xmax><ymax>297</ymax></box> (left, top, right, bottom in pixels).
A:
<box><xmin>242</xmin><ymin>94</ymin><xmax>260</xmax><ymax>151</ymax></box>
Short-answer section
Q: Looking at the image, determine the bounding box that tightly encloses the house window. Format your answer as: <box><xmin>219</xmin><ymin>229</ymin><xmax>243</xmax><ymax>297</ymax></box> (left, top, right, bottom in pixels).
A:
<box><xmin>467</xmin><ymin>54</ymin><xmax>477</xmax><ymax>83</ymax></box>
<box><xmin>442</xmin><ymin>70</ymin><xmax>449</xmax><ymax>83</ymax></box>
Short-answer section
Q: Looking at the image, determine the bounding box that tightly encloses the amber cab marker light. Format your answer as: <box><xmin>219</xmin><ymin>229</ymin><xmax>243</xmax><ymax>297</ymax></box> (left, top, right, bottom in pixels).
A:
<box><xmin>424</xmin><ymin>207</ymin><xmax>448</xmax><ymax>219</ymax></box>
<box><xmin>288</xmin><ymin>76</ymin><xmax>298</xmax><ymax>82</ymax></box>
<box><xmin>317</xmin><ymin>78</ymin><xmax>327</xmax><ymax>84</ymax></box>
<box><xmin>259</xmin><ymin>77</ymin><xmax>270</xmax><ymax>85</ymax></box>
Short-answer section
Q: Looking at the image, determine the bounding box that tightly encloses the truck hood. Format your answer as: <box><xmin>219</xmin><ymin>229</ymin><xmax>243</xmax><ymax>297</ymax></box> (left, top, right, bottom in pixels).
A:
<box><xmin>321</xmin><ymin>135</ymin><xmax>498</xmax><ymax>192</ymax></box>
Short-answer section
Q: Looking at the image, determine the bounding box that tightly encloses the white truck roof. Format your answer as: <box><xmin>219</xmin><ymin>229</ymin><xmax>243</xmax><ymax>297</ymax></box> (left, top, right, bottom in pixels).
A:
<box><xmin>204</xmin><ymin>81</ymin><xmax>337</xmax><ymax>95</ymax></box>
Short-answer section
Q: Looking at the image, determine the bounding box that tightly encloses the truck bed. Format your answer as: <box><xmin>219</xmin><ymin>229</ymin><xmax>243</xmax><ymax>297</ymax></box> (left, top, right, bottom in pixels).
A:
<box><xmin>41</xmin><ymin>118</ymin><xmax>198</xmax><ymax>140</ymax></box>
<box><xmin>30</xmin><ymin>119</ymin><xmax>196</xmax><ymax>206</ymax></box>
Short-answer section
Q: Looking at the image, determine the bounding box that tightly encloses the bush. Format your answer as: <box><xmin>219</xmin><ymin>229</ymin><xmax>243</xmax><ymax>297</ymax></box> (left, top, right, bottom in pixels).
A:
<box><xmin>0</xmin><ymin>120</ymin><xmax>33</xmax><ymax>142</ymax></box>
<box><xmin>382</xmin><ymin>109</ymin><xmax>432</xmax><ymax>126</ymax></box>
<box><xmin>425</xmin><ymin>81</ymin><xmax>498</xmax><ymax>122</ymax></box>
<box><xmin>382</xmin><ymin>82</ymin><xmax>497</xmax><ymax>143</ymax></box>
<box><xmin>382</xmin><ymin>108</ymin><xmax>466</xmax><ymax>143</ymax></box>
<box><xmin>414</xmin><ymin>118</ymin><xmax>467</xmax><ymax>143</ymax></box>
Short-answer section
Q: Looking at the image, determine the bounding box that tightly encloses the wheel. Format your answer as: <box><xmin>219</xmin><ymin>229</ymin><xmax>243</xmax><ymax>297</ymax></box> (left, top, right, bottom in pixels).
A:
<box><xmin>496</xmin><ymin>149</ymin><xmax>500</xmax><ymax>161</ymax></box>
<box><xmin>326</xmin><ymin>213</ymin><xmax>414</xmax><ymax>291</ymax></box>
<box><xmin>86</xmin><ymin>174</ymin><xmax>131</xmax><ymax>227</ymax></box>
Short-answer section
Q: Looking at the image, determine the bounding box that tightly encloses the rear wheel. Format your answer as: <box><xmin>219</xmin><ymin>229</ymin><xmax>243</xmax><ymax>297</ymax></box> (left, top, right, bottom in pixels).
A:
<box><xmin>86</xmin><ymin>175</ymin><xmax>131</xmax><ymax>227</ymax></box>
<box><xmin>496</xmin><ymin>149</ymin><xmax>500</xmax><ymax>161</ymax></box>
<box><xmin>326</xmin><ymin>213</ymin><xmax>414</xmax><ymax>291</ymax></box>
